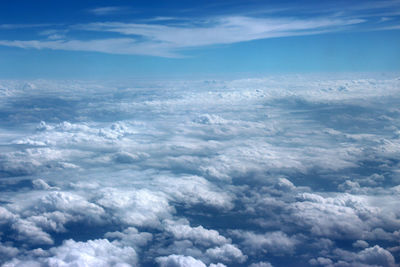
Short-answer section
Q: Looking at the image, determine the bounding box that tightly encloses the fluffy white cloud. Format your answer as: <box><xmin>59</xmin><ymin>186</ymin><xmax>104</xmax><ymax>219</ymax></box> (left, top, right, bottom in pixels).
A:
<box><xmin>249</xmin><ymin>262</ymin><xmax>274</xmax><ymax>267</ymax></box>
<box><xmin>353</xmin><ymin>240</ymin><xmax>369</xmax><ymax>249</ymax></box>
<box><xmin>232</xmin><ymin>230</ymin><xmax>298</xmax><ymax>255</ymax></box>
<box><xmin>3</xmin><ymin>239</ymin><xmax>137</xmax><ymax>267</ymax></box>
<box><xmin>154</xmin><ymin>175</ymin><xmax>234</xmax><ymax>210</ymax></box>
<box><xmin>0</xmin><ymin>75</ymin><xmax>399</xmax><ymax>266</ymax></box>
<box><xmin>95</xmin><ymin>188</ymin><xmax>173</xmax><ymax>227</ymax></box>
<box><xmin>156</xmin><ymin>254</ymin><xmax>207</xmax><ymax>267</ymax></box>
<box><xmin>205</xmin><ymin>244</ymin><xmax>247</xmax><ymax>263</ymax></box>
<box><xmin>0</xmin><ymin>243</ymin><xmax>19</xmax><ymax>259</ymax></box>
<box><xmin>104</xmin><ymin>227</ymin><xmax>153</xmax><ymax>248</ymax></box>
<box><xmin>334</xmin><ymin>245</ymin><xmax>396</xmax><ymax>267</ymax></box>
<box><xmin>309</xmin><ymin>257</ymin><xmax>333</xmax><ymax>266</ymax></box>
<box><xmin>163</xmin><ymin>219</ymin><xmax>230</xmax><ymax>247</ymax></box>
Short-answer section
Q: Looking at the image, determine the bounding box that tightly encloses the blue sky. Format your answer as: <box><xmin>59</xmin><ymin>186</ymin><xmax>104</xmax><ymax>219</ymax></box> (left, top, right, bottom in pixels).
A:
<box><xmin>0</xmin><ymin>0</ymin><xmax>400</xmax><ymax>78</ymax></box>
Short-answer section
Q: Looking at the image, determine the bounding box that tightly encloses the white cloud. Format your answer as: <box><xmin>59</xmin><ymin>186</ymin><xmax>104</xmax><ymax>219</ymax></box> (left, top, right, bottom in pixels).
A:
<box><xmin>0</xmin><ymin>75</ymin><xmax>400</xmax><ymax>265</ymax></box>
<box><xmin>95</xmin><ymin>188</ymin><xmax>173</xmax><ymax>227</ymax></box>
<box><xmin>309</xmin><ymin>257</ymin><xmax>333</xmax><ymax>266</ymax></box>
<box><xmin>205</xmin><ymin>244</ymin><xmax>247</xmax><ymax>263</ymax></box>
<box><xmin>232</xmin><ymin>230</ymin><xmax>298</xmax><ymax>255</ymax></box>
<box><xmin>156</xmin><ymin>254</ymin><xmax>207</xmax><ymax>267</ymax></box>
<box><xmin>0</xmin><ymin>15</ymin><xmax>365</xmax><ymax>57</ymax></box>
<box><xmin>353</xmin><ymin>240</ymin><xmax>369</xmax><ymax>249</ymax></box>
<box><xmin>287</xmin><ymin>192</ymin><xmax>400</xmax><ymax>242</ymax></box>
<box><xmin>32</xmin><ymin>179</ymin><xmax>59</xmax><ymax>191</ymax></box>
<box><xmin>88</xmin><ymin>6</ymin><xmax>127</xmax><ymax>16</ymax></box>
<box><xmin>154</xmin><ymin>175</ymin><xmax>234</xmax><ymax>210</ymax></box>
<box><xmin>3</xmin><ymin>239</ymin><xmax>138</xmax><ymax>267</ymax></box>
<box><xmin>249</xmin><ymin>262</ymin><xmax>274</xmax><ymax>267</ymax></box>
<box><xmin>163</xmin><ymin>219</ymin><xmax>230</xmax><ymax>247</ymax></box>
<box><xmin>0</xmin><ymin>243</ymin><xmax>18</xmax><ymax>259</ymax></box>
<box><xmin>78</xmin><ymin>16</ymin><xmax>364</xmax><ymax>48</ymax></box>
<box><xmin>0</xmin><ymin>38</ymin><xmax>179</xmax><ymax>57</ymax></box>
<box><xmin>334</xmin><ymin>245</ymin><xmax>396</xmax><ymax>267</ymax></box>
<box><xmin>11</xmin><ymin>219</ymin><xmax>54</xmax><ymax>245</ymax></box>
<box><xmin>105</xmin><ymin>227</ymin><xmax>153</xmax><ymax>248</ymax></box>
<box><xmin>209</xmin><ymin>264</ymin><xmax>227</xmax><ymax>267</ymax></box>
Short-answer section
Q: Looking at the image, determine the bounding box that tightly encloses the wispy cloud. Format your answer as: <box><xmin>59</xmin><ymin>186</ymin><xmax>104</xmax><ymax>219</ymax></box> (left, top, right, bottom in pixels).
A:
<box><xmin>0</xmin><ymin>38</ymin><xmax>178</xmax><ymax>57</ymax></box>
<box><xmin>374</xmin><ymin>24</ymin><xmax>400</xmax><ymax>30</ymax></box>
<box><xmin>80</xmin><ymin>17</ymin><xmax>365</xmax><ymax>47</ymax></box>
<box><xmin>0</xmin><ymin>23</ymin><xmax>53</xmax><ymax>29</ymax></box>
<box><xmin>88</xmin><ymin>6</ymin><xmax>129</xmax><ymax>16</ymax></box>
<box><xmin>0</xmin><ymin>16</ymin><xmax>365</xmax><ymax>57</ymax></box>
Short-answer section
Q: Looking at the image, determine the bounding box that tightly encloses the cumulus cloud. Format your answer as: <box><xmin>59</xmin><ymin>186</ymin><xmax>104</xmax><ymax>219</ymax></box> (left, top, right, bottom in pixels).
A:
<box><xmin>333</xmin><ymin>245</ymin><xmax>396</xmax><ymax>267</ymax></box>
<box><xmin>205</xmin><ymin>244</ymin><xmax>247</xmax><ymax>263</ymax></box>
<box><xmin>3</xmin><ymin>239</ymin><xmax>138</xmax><ymax>267</ymax></box>
<box><xmin>232</xmin><ymin>230</ymin><xmax>298</xmax><ymax>255</ymax></box>
<box><xmin>0</xmin><ymin>75</ymin><xmax>399</xmax><ymax>266</ymax></box>
<box><xmin>163</xmin><ymin>219</ymin><xmax>230</xmax><ymax>247</ymax></box>
<box><xmin>105</xmin><ymin>227</ymin><xmax>153</xmax><ymax>248</ymax></box>
<box><xmin>249</xmin><ymin>262</ymin><xmax>274</xmax><ymax>267</ymax></box>
<box><xmin>95</xmin><ymin>188</ymin><xmax>173</xmax><ymax>227</ymax></box>
<box><xmin>156</xmin><ymin>254</ymin><xmax>207</xmax><ymax>267</ymax></box>
<box><xmin>353</xmin><ymin>240</ymin><xmax>369</xmax><ymax>249</ymax></box>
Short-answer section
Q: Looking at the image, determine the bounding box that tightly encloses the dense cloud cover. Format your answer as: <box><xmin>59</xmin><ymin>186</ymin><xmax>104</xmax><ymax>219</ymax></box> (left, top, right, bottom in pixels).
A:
<box><xmin>0</xmin><ymin>74</ymin><xmax>399</xmax><ymax>266</ymax></box>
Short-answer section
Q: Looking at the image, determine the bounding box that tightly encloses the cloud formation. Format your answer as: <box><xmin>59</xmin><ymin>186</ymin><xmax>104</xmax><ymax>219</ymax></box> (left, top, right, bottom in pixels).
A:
<box><xmin>0</xmin><ymin>74</ymin><xmax>399</xmax><ymax>266</ymax></box>
<box><xmin>88</xmin><ymin>6</ymin><xmax>128</xmax><ymax>16</ymax></box>
<box><xmin>0</xmin><ymin>15</ymin><xmax>368</xmax><ymax>57</ymax></box>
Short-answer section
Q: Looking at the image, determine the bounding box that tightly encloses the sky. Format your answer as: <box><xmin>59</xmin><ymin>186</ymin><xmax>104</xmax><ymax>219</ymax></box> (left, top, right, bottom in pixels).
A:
<box><xmin>0</xmin><ymin>0</ymin><xmax>400</xmax><ymax>78</ymax></box>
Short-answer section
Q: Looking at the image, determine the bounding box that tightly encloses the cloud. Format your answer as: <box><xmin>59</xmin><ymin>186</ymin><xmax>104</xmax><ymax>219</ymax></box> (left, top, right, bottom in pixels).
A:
<box><xmin>0</xmin><ymin>75</ymin><xmax>400</xmax><ymax>265</ymax></box>
<box><xmin>205</xmin><ymin>244</ymin><xmax>247</xmax><ymax>263</ymax></box>
<box><xmin>333</xmin><ymin>245</ymin><xmax>396</xmax><ymax>267</ymax></box>
<box><xmin>88</xmin><ymin>6</ymin><xmax>128</xmax><ymax>16</ymax></box>
<box><xmin>156</xmin><ymin>254</ymin><xmax>207</xmax><ymax>267</ymax></box>
<box><xmin>105</xmin><ymin>227</ymin><xmax>153</xmax><ymax>248</ymax></box>
<box><xmin>0</xmin><ymin>24</ymin><xmax>53</xmax><ymax>29</ymax></box>
<box><xmin>249</xmin><ymin>262</ymin><xmax>274</xmax><ymax>267</ymax></box>
<box><xmin>95</xmin><ymin>188</ymin><xmax>173</xmax><ymax>227</ymax></box>
<box><xmin>3</xmin><ymin>239</ymin><xmax>138</xmax><ymax>266</ymax></box>
<box><xmin>232</xmin><ymin>230</ymin><xmax>298</xmax><ymax>255</ymax></box>
<box><xmin>0</xmin><ymin>38</ymin><xmax>179</xmax><ymax>57</ymax></box>
<box><xmin>78</xmin><ymin>16</ymin><xmax>365</xmax><ymax>48</ymax></box>
<box><xmin>0</xmin><ymin>243</ymin><xmax>18</xmax><ymax>259</ymax></box>
<box><xmin>154</xmin><ymin>175</ymin><xmax>234</xmax><ymax>210</ymax></box>
<box><xmin>309</xmin><ymin>257</ymin><xmax>333</xmax><ymax>266</ymax></box>
<box><xmin>163</xmin><ymin>219</ymin><xmax>230</xmax><ymax>247</ymax></box>
<box><xmin>0</xmin><ymin>15</ymin><xmax>365</xmax><ymax>57</ymax></box>
<box><xmin>32</xmin><ymin>179</ymin><xmax>60</xmax><ymax>190</ymax></box>
<box><xmin>353</xmin><ymin>240</ymin><xmax>369</xmax><ymax>249</ymax></box>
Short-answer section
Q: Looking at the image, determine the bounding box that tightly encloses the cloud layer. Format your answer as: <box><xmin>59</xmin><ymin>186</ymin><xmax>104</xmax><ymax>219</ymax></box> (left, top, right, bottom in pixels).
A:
<box><xmin>0</xmin><ymin>74</ymin><xmax>399</xmax><ymax>266</ymax></box>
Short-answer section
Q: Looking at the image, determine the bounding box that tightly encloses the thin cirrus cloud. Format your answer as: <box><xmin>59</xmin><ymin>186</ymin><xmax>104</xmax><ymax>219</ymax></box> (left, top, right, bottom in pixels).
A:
<box><xmin>0</xmin><ymin>38</ymin><xmax>178</xmax><ymax>57</ymax></box>
<box><xmin>88</xmin><ymin>6</ymin><xmax>130</xmax><ymax>16</ymax></box>
<box><xmin>0</xmin><ymin>16</ymin><xmax>365</xmax><ymax>57</ymax></box>
<box><xmin>77</xmin><ymin>16</ymin><xmax>365</xmax><ymax>47</ymax></box>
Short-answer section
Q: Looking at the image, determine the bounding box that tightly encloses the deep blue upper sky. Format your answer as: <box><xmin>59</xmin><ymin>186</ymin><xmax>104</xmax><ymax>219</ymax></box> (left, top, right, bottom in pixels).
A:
<box><xmin>0</xmin><ymin>0</ymin><xmax>399</xmax><ymax>78</ymax></box>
